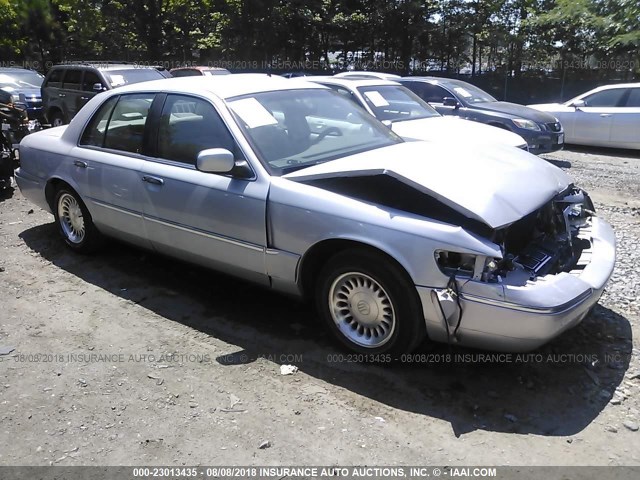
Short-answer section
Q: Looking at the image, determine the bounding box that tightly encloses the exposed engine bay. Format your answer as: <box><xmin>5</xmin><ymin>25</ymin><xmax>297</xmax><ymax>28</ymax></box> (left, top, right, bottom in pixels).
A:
<box><xmin>436</xmin><ymin>186</ymin><xmax>595</xmax><ymax>282</ymax></box>
<box><xmin>305</xmin><ymin>175</ymin><xmax>594</xmax><ymax>284</ymax></box>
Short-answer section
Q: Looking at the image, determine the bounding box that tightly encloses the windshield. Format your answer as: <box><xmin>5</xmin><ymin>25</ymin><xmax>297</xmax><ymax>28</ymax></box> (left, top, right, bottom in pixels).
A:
<box><xmin>357</xmin><ymin>85</ymin><xmax>440</xmax><ymax>122</ymax></box>
<box><xmin>103</xmin><ymin>68</ymin><xmax>165</xmax><ymax>88</ymax></box>
<box><xmin>228</xmin><ymin>89</ymin><xmax>402</xmax><ymax>175</ymax></box>
<box><xmin>447</xmin><ymin>82</ymin><xmax>496</xmax><ymax>103</ymax></box>
<box><xmin>0</xmin><ymin>71</ymin><xmax>44</xmax><ymax>89</ymax></box>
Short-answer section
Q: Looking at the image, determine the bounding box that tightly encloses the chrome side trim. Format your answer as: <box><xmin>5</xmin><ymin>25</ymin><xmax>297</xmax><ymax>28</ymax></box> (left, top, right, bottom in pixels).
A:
<box><xmin>459</xmin><ymin>288</ymin><xmax>593</xmax><ymax>315</ymax></box>
<box><xmin>90</xmin><ymin>198</ymin><xmax>142</xmax><ymax>218</ymax></box>
<box><xmin>144</xmin><ymin>215</ymin><xmax>264</xmax><ymax>252</ymax></box>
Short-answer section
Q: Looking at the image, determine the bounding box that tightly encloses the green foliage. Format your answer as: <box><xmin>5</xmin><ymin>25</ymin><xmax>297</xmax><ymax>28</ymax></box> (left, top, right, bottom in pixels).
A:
<box><xmin>0</xmin><ymin>0</ymin><xmax>636</xmax><ymax>75</ymax></box>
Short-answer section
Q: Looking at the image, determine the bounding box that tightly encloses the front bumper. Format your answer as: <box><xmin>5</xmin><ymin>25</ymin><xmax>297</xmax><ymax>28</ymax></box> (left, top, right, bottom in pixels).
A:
<box><xmin>417</xmin><ymin>216</ymin><xmax>615</xmax><ymax>352</ymax></box>
<box><xmin>522</xmin><ymin>130</ymin><xmax>564</xmax><ymax>155</ymax></box>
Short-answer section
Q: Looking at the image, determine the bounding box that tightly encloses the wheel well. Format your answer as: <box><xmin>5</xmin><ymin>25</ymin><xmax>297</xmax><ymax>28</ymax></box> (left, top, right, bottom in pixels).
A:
<box><xmin>45</xmin><ymin>178</ymin><xmax>73</xmax><ymax>210</ymax></box>
<box><xmin>298</xmin><ymin>239</ymin><xmax>413</xmax><ymax>299</ymax></box>
<box><xmin>46</xmin><ymin>107</ymin><xmax>63</xmax><ymax>122</ymax></box>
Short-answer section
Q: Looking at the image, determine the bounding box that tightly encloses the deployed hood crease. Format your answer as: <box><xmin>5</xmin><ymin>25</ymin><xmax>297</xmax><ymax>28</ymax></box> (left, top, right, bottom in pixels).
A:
<box><xmin>284</xmin><ymin>142</ymin><xmax>570</xmax><ymax>229</ymax></box>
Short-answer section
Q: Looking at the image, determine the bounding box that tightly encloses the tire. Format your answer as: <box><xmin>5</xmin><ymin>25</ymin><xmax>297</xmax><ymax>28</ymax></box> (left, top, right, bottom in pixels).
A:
<box><xmin>53</xmin><ymin>187</ymin><xmax>103</xmax><ymax>253</ymax></box>
<box><xmin>49</xmin><ymin>111</ymin><xmax>66</xmax><ymax>127</ymax></box>
<box><xmin>316</xmin><ymin>249</ymin><xmax>426</xmax><ymax>355</ymax></box>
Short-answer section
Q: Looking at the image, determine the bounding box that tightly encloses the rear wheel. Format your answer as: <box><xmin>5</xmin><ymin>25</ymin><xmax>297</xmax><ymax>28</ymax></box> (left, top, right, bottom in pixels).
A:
<box><xmin>53</xmin><ymin>187</ymin><xmax>103</xmax><ymax>253</ymax></box>
<box><xmin>315</xmin><ymin>249</ymin><xmax>426</xmax><ymax>355</ymax></box>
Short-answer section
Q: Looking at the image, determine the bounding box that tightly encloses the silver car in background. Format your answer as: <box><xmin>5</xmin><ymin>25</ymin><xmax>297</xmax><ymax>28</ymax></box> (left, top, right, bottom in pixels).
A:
<box><xmin>309</xmin><ymin>77</ymin><xmax>528</xmax><ymax>150</ymax></box>
<box><xmin>16</xmin><ymin>75</ymin><xmax>616</xmax><ymax>354</ymax></box>
<box><xmin>529</xmin><ymin>83</ymin><xmax>640</xmax><ymax>149</ymax></box>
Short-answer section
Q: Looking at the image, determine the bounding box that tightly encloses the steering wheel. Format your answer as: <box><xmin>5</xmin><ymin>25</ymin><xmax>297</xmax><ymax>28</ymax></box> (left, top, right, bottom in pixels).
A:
<box><xmin>312</xmin><ymin>126</ymin><xmax>343</xmax><ymax>145</ymax></box>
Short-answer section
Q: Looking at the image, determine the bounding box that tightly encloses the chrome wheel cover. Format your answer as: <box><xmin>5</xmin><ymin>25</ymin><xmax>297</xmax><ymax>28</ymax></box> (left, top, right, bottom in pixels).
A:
<box><xmin>52</xmin><ymin>117</ymin><xmax>64</xmax><ymax>127</ymax></box>
<box><xmin>329</xmin><ymin>272</ymin><xmax>396</xmax><ymax>348</ymax></box>
<box><xmin>58</xmin><ymin>193</ymin><xmax>85</xmax><ymax>244</ymax></box>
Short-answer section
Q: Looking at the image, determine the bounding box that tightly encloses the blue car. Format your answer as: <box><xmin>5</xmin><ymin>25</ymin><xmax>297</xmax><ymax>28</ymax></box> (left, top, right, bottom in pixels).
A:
<box><xmin>399</xmin><ymin>77</ymin><xmax>564</xmax><ymax>155</ymax></box>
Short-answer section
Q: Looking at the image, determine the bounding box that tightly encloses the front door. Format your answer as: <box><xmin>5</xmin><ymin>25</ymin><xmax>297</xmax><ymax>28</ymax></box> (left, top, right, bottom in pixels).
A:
<box><xmin>139</xmin><ymin>93</ymin><xmax>269</xmax><ymax>284</ymax></box>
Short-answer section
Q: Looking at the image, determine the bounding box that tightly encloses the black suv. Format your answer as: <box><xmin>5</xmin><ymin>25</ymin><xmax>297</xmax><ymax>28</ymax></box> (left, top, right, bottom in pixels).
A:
<box><xmin>399</xmin><ymin>77</ymin><xmax>564</xmax><ymax>154</ymax></box>
<box><xmin>0</xmin><ymin>67</ymin><xmax>45</xmax><ymax>124</ymax></box>
<box><xmin>42</xmin><ymin>63</ymin><xmax>170</xmax><ymax>126</ymax></box>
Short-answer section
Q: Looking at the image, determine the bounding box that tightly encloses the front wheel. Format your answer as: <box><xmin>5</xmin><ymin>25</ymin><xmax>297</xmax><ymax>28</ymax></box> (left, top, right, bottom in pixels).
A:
<box><xmin>316</xmin><ymin>249</ymin><xmax>426</xmax><ymax>355</ymax></box>
<box><xmin>49</xmin><ymin>111</ymin><xmax>66</xmax><ymax>127</ymax></box>
<box><xmin>53</xmin><ymin>187</ymin><xmax>103</xmax><ymax>253</ymax></box>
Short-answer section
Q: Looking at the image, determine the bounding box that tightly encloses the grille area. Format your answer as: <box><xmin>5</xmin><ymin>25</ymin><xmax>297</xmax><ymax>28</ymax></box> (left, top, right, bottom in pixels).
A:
<box><xmin>546</xmin><ymin>122</ymin><xmax>562</xmax><ymax>132</ymax></box>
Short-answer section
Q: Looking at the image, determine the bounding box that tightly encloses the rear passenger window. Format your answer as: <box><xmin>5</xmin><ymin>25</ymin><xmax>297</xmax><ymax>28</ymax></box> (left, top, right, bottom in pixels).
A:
<box><xmin>171</xmin><ymin>69</ymin><xmax>198</xmax><ymax>77</ymax></box>
<box><xmin>62</xmin><ymin>69</ymin><xmax>82</xmax><ymax>90</ymax></box>
<box><xmin>103</xmin><ymin>94</ymin><xmax>155</xmax><ymax>154</ymax></box>
<box><xmin>419</xmin><ymin>84</ymin><xmax>450</xmax><ymax>103</ymax></box>
<box><xmin>80</xmin><ymin>96</ymin><xmax>119</xmax><ymax>146</ymax></box>
<box><xmin>157</xmin><ymin>94</ymin><xmax>235</xmax><ymax>166</ymax></box>
<box><xmin>46</xmin><ymin>69</ymin><xmax>64</xmax><ymax>88</ymax></box>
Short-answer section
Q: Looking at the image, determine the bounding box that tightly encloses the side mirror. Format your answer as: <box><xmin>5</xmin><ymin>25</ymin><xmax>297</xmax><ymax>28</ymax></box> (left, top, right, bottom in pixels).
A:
<box><xmin>92</xmin><ymin>83</ymin><xmax>105</xmax><ymax>92</ymax></box>
<box><xmin>443</xmin><ymin>96</ymin><xmax>459</xmax><ymax>108</ymax></box>
<box><xmin>196</xmin><ymin>148</ymin><xmax>235</xmax><ymax>173</ymax></box>
<box><xmin>569</xmin><ymin>99</ymin><xmax>585</xmax><ymax>109</ymax></box>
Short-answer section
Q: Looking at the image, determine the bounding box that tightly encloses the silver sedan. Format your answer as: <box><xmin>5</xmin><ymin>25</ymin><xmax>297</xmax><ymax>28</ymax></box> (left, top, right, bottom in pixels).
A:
<box><xmin>16</xmin><ymin>74</ymin><xmax>616</xmax><ymax>354</ymax></box>
<box><xmin>529</xmin><ymin>83</ymin><xmax>640</xmax><ymax>149</ymax></box>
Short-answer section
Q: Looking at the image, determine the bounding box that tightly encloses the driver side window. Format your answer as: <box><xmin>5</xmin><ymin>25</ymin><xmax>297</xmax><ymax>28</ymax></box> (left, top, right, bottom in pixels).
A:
<box><xmin>583</xmin><ymin>89</ymin><xmax>627</xmax><ymax>107</ymax></box>
<box><xmin>157</xmin><ymin>95</ymin><xmax>237</xmax><ymax>166</ymax></box>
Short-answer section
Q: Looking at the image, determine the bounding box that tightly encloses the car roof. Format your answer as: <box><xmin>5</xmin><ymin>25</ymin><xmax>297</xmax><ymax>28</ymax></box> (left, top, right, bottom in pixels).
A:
<box><xmin>0</xmin><ymin>67</ymin><xmax>41</xmax><ymax>74</ymax></box>
<box><xmin>311</xmin><ymin>77</ymin><xmax>401</xmax><ymax>88</ymax></box>
<box><xmin>170</xmin><ymin>66</ymin><xmax>230</xmax><ymax>72</ymax></box>
<box><xmin>110</xmin><ymin>73</ymin><xmax>326</xmax><ymax>99</ymax></box>
<box><xmin>399</xmin><ymin>76</ymin><xmax>474</xmax><ymax>88</ymax></box>
<box><xmin>49</xmin><ymin>63</ymin><xmax>163</xmax><ymax>71</ymax></box>
<box><xmin>334</xmin><ymin>71</ymin><xmax>401</xmax><ymax>80</ymax></box>
<box><xmin>588</xmin><ymin>82</ymin><xmax>640</xmax><ymax>91</ymax></box>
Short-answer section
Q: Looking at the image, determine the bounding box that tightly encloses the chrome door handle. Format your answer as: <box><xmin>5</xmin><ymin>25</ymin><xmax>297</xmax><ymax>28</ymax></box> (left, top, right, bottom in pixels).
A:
<box><xmin>80</xmin><ymin>96</ymin><xmax>89</xmax><ymax>101</ymax></box>
<box><xmin>600</xmin><ymin>113</ymin><xmax>612</xmax><ymax>118</ymax></box>
<box><xmin>142</xmin><ymin>175</ymin><xmax>164</xmax><ymax>186</ymax></box>
<box><xmin>58</xmin><ymin>93</ymin><xmax>66</xmax><ymax>97</ymax></box>
<box><xmin>73</xmin><ymin>160</ymin><xmax>88</xmax><ymax>168</ymax></box>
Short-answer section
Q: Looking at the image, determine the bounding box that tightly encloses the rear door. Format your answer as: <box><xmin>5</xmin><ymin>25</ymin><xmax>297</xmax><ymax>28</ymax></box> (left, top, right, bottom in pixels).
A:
<box><xmin>42</xmin><ymin>68</ymin><xmax>65</xmax><ymax>120</ymax></box>
<box><xmin>72</xmin><ymin>92</ymin><xmax>157</xmax><ymax>247</ymax></box>
<box><xmin>609</xmin><ymin>87</ymin><xmax>640</xmax><ymax>148</ymax></box>
<box><xmin>60</xmin><ymin>68</ymin><xmax>83</xmax><ymax>121</ymax></box>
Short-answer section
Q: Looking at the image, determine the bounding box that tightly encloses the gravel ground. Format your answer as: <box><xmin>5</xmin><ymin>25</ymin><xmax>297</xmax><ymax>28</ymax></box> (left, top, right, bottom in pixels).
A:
<box><xmin>0</xmin><ymin>146</ymin><xmax>639</xmax><ymax>467</ymax></box>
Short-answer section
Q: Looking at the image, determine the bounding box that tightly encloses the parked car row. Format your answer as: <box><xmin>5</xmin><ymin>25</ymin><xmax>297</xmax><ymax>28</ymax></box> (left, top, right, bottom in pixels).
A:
<box><xmin>0</xmin><ymin>63</ymin><xmax>230</xmax><ymax>129</ymax></box>
<box><xmin>3</xmin><ymin>64</ymin><xmax>637</xmax><ymax>151</ymax></box>
<box><xmin>16</xmin><ymin>74</ymin><xmax>616</xmax><ymax>355</ymax></box>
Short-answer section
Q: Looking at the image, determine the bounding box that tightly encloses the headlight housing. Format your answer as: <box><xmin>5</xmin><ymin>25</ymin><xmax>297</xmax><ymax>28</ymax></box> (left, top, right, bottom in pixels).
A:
<box><xmin>435</xmin><ymin>251</ymin><xmax>502</xmax><ymax>282</ymax></box>
<box><xmin>512</xmin><ymin>118</ymin><xmax>541</xmax><ymax>131</ymax></box>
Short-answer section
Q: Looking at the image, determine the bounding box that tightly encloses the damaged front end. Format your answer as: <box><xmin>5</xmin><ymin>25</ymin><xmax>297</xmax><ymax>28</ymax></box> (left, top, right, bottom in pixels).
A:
<box><xmin>435</xmin><ymin>186</ymin><xmax>596</xmax><ymax>284</ymax></box>
<box><xmin>427</xmin><ymin>185</ymin><xmax>615</xmax><ymax>352</ymax></box>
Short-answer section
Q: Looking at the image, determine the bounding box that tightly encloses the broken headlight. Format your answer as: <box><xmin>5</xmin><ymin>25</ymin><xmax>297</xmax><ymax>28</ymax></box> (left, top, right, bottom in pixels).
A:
<box><xmin>435</xmin><ymin>251</ymin><xmax>502</xmax><ymax>282</ymax></box>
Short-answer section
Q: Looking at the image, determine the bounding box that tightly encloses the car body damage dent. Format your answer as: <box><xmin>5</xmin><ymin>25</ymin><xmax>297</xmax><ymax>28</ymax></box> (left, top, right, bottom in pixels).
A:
<box><xmin>284</xmin><ymin>141</ymin><xmax>570</xmax><ymax>229</ymax></box>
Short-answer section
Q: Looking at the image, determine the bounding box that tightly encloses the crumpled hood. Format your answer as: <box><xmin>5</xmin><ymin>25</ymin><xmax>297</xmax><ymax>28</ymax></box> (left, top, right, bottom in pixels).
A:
<box><xmin>473</xmin><ymin>101</ymin><xmax>559</xmax><ymax>123</ymax></box>
<box><xmin>391</xmin><ymin>117</ymin><xmax>527</xmax><ymax>148</ymax></box>
<box><xmin>284</xmin><ymin>141</ymin><xmax>571</xmax><ymax>229</ymax></box>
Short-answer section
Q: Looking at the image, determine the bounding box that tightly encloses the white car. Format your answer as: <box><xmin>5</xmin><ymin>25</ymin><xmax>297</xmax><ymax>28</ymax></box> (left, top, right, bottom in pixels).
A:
<box><xmin>334</xmin><ymin>71</ymin><xmax>401</xmax><ymax>81</ymax></box>
<box><xmin>312</xmin><ymin>77</ymin><xmax>529</xmax><ymax>150</ymax></box>
<box><xmin>529</xmin><ymin>83</ymin><xmax>640</xmax><ymax>149</ymax></box>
